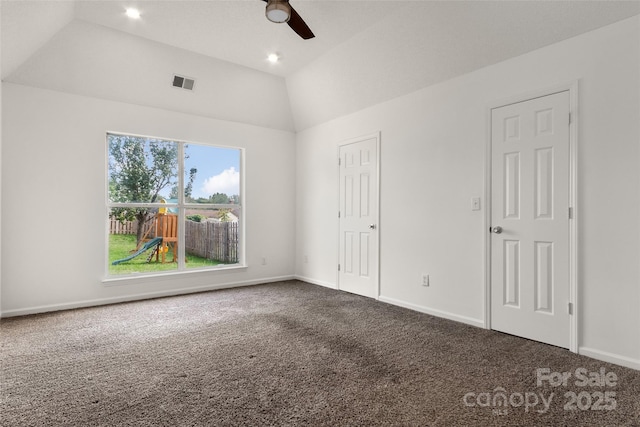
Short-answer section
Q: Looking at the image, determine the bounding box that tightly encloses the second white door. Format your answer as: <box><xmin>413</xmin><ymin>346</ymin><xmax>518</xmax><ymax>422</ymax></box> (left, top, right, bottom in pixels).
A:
<box><xmin>338</xmin><ymin>135</ymin><xmax>379</xmax><ymax>298</ymax></box>
<box><xmin>490</xmin><ymin>91</ymin><xmax>571</xmax><ymax>349</ymax></box>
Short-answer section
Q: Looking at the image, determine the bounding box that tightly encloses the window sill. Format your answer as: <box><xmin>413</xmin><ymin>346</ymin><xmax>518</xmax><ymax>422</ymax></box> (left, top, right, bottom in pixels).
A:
<box><xmin>102</xmin><ymin>264</ymin><xmax>248</xmax><ymax>286</ymax></box>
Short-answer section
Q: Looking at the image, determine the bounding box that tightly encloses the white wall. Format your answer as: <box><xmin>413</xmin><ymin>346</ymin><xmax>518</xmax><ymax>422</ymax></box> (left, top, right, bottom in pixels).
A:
<box><xmin>295</xmin><ymin>16</ymin><xmax>640</xmax><ymax>368</ymax></box>
<box><xmin>6</xmin><ymin>20</ymin><xmax>294</xmax><ymax>132</ymax></box>
<box><xmin>0</xmin><ymin>0</ymin><xmax>74</xmax><ymax>80</ymax></box>
<box><xmin>287</xmin><ymin>2</ymin><xmax>640</xmax><ymax>131</ymax></box>
<box><xmin>1</xmin><ymin>83</ymin><xmax>296</xmax><ymax>316</ymax></box>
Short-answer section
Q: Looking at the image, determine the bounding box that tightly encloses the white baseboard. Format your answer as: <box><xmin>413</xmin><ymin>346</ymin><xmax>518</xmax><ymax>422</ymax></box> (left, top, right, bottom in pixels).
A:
<box><xmin>0</xmin><ymin>275</ymin><xmax>296</xmax><ymax>318</ymax></box>
<box><xmin>378</xmin><ymin>295</ymin><xmax>485</xmax><ymax>328</ymax></box>
<box><xmin>379</xmin><ymin>297</ymin><xmax>639</xmax><ymax>372</ymax></box>
<box><xmin>578</xmin><ymin>347</ymin><xmax>640</xmax><ymax>371</ymax></box>
<box><xmin>294</xmin><ymin>275</ymin><xmax>337</xmax><ymax>289</ymax></box>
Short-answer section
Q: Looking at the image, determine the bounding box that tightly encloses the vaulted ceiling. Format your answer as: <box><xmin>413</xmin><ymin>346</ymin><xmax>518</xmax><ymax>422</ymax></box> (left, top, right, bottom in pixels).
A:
<box><xmin>2</xmin><ymin>1</ymin><xmax>640</xmax><ymax>131</ymax></box>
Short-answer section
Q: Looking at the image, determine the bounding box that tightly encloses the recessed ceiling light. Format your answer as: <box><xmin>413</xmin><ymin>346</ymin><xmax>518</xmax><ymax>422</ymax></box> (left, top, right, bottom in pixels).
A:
<box><xmin>267</xmin><ymin>54</ymin><xmax>279</xmax><ymax>64</ymax></box>
<box><xmin>125</xmin><ymin>8</ymin><xmax>141</xmax><ymax>19</ymax></box>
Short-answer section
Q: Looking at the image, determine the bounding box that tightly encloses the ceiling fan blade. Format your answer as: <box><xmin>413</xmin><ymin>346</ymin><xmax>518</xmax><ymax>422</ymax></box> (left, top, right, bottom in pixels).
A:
<box><xmin>287</xmin><ymin>5</ymin><xmax>315</xmax><ymax>40</ymax></box>
<box><xmin>262</xmin><ymin>0</ymin><xmax>315</xmax><ymax>39</ymax></box>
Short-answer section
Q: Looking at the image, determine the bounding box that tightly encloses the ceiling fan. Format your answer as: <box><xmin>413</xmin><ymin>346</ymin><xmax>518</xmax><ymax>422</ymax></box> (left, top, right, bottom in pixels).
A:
<box><xmin>262</xmin><ymin>0</ymin><xmax>315</xmax><ymax>40</ymax></box>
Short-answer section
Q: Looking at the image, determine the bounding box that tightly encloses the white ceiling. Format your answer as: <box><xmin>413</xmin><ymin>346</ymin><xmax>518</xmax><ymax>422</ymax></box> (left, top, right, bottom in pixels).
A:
<box><xmin>4</xmin><ymin>0</ymin><xmax>639</xmax><ymax>79</ymax></box>
<box><xmin>74</xmin><ymin>0</ymin><xmax>400</xmax><ymax>78</ymax></box>
<box><xmin>1</xmin><ymin>0</ymin><xmax>402</xmax><ymax>79</ymax></box>
<box><xmin>2</xmin><ymin>0</ymin><xmax>640</xmax><ymax>130</ymax></box>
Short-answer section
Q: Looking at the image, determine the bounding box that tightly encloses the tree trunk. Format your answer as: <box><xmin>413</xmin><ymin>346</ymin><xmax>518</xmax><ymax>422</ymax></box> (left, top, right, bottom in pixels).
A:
<box><xmin>136</xmin><ymin>212</ymin><xmax>149</xmax><ymax>246</ymax></box>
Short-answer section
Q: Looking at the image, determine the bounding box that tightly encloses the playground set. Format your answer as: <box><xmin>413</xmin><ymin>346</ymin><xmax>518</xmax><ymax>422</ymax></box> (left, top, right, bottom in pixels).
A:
<box><xmin>112</xmin><ymin>211</ymin><xmax>178</xmax><ymax>265</ymax></box>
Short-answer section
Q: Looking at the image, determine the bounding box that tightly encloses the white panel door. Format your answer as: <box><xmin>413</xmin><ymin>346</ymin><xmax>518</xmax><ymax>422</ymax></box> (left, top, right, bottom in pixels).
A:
<box><xmin>491</xmin><ymin>91</ymin><xmax>570</xmax><ymax>348</ymax></box>
<box><xmin>339</xmin><ymin>136</ymin><xmax>379</xmax><ymax>298</ymax></box>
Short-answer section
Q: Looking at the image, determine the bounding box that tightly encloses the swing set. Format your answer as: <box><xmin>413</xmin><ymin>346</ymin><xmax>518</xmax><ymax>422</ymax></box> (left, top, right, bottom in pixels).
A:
<box><xmin>111</xmin><ymin>211</ymin><xmax>178</xmax><ymax>265</ymax></box>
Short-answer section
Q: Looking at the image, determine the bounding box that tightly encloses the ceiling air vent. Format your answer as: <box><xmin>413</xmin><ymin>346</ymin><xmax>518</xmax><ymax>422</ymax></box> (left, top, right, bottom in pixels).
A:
<box><xmin>172</xmin><ymin>74</ymin><xmax>195</xmax><ymax>91</ymax></box>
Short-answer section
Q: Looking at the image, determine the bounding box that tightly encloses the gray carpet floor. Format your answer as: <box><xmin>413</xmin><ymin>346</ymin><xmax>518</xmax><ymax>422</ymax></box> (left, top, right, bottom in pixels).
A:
<box><xmin>1</xmin><ymin>280</ymin><xmax>639</xmax><ymax>426</ymax></box>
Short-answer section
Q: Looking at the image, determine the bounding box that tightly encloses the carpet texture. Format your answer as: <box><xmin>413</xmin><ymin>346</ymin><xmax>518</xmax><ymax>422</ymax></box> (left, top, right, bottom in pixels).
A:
<box><xmin>1</xmin><ymin>280</ymin><xmax>639</xmax><ymax>426</ymax></box>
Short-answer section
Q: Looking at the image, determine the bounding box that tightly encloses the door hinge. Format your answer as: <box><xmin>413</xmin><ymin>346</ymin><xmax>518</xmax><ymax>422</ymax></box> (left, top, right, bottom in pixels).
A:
<box><xmin>338</xmin><ymin>264</ymin><xmax>341</xmax><ymax>271</ymax></box>
<box><xmin>568</xmin><ymin>302</ymin><xmax>573</xmax><ymax>315</ymax></box>
<box><xmin>338</xmin><ymin>157</ymin><xmax>341</xmax><ymax>166</ymax></box>
<box><xmin>568</xmin><ymin>112</ymin><xmax>572</xmax><ymax>125</ymax></box>
<box><xmin>568</xmin><ymin>207</ymin><xmax>573</xmax><ymax>219</ymax></box>
<box><xmin>338</xmin><ymin>211</ymin><xmax>341</xmax><ymax>218</ymax></box>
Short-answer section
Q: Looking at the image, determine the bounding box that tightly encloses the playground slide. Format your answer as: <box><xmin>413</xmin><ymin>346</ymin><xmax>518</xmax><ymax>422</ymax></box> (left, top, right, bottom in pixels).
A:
<box><xmin>112</xmin><ymin>237</ymin><xmax>163</xmax><ymax>265</ymax></box>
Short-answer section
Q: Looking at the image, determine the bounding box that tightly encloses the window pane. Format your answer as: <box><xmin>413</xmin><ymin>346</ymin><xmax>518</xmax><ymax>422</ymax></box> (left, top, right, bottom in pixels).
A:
<box><xmin>185</xmin><ymin>144</ymin><xmax>241</xmax><ymax>205</ymax></box>
<box><xmin>108</xmin><ymin>134</ymin><xmax>179</xmax><ymax>204</ymax></box>
<box><xmin>108</xmin><ymin>208</ymin><xmax>178</xmax><ymax>275</ymax></box>
<box><xmin>107</xmin><ymin>134</ymin><xmax>243</xmax><ymax>277</ymax></box>
<box><xmin>185</xmin><ymin>208</ymin><xmax>241</xmax><ymax>269</ymax></box>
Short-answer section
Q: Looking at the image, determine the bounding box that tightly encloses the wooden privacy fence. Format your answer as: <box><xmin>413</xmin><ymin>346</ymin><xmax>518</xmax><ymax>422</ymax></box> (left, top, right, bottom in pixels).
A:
<box><xmin>185</xmin><ymin>220</ymin><xmax>239</xmax><ymax>263</ymax></box>
<box><xmin>109</xmin><ymin>218</ymin><xmax>139</xmax><ymax>235</ymax></box>
<box><xmin>109</xmin><ymin>219</ymin><xmax>238</xmax><ymax>263</ymax></box>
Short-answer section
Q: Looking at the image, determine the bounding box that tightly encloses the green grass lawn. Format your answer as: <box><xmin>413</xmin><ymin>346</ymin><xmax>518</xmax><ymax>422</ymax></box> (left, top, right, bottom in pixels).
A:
<box><xmin>109</xmin><ymin>234</ymin><xmax>230</xmax><ymax>275</ymax></box>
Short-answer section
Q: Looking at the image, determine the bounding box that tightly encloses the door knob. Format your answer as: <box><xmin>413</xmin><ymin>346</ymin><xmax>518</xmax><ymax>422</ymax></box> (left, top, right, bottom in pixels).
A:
<box><xmin>491</xmin><ymin>226</ymin><xmax>503</xmax><ymax>234</ymax></box>
<box><xmin>369</xmin><ymin>224</ymin><xmax>376</xmax><ymax>230</ymax></box>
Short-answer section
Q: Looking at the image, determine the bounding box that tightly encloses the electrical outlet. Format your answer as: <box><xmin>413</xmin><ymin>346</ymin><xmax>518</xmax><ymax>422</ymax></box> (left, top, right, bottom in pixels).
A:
<box><xmin>422</xmin><ymin>274</ymin><xmax>429</xmax><ymax>287</ymax></box>
<box><xmin>304</xmin><ymin>255</ymin><xmax>309</xmax><ymax>264</ymax></box>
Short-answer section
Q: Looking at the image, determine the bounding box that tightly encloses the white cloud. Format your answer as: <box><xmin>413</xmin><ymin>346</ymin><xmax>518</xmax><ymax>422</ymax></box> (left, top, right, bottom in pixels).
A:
<box><xmin>202</xmin><ymin>167</ymin><xmax>239</xmax><ymax>196</ymax></box>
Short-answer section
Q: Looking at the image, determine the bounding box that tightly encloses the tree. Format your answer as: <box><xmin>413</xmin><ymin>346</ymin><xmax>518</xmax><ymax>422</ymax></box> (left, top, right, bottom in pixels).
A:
<box><xmin>109</xmin><ymin>135</ymin><xmax>180</xmax><ymax>244</ymax></box>
<box><xmin>185</xmin><ymin>167</ymin><xmax>197</xmax><ymax>200</ymax></box>
<box><xmin>209</xmin><ymin>192</ymin><xmax>230</xmax><ymax>204</ymax></box>
<box><xmin>170</xmin><ymin>167</ymin><xmax>197</xmax><ymax>201</ymax></box>
<box><xmin>219</xmin><ymin>209</ymin><xmax>231</xmax><ymax>222</ymax></box>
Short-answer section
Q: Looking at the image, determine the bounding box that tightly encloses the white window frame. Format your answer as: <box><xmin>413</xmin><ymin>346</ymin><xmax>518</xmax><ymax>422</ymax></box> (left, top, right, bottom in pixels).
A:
<box><xmin>104</xmin><ymin>132</ymin><xmax>245</xmax><ymax>281</ymax></box>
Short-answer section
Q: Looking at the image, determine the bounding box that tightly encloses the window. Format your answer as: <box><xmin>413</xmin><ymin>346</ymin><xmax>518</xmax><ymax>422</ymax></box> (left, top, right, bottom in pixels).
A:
<box><xmin>107</xmin><ymin>133</ymin><xmax>242</xmax><ymax>276</ymax></box>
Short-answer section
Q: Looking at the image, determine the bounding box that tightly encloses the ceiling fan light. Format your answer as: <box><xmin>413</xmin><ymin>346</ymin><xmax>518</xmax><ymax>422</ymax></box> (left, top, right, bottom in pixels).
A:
<box><xmin>266</xmin><ymin>0</ymin><xmax>291</xmax><ymax>24</ymax></box>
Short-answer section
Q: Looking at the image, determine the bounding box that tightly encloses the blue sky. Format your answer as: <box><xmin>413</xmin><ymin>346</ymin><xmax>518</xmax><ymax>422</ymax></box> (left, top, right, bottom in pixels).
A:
<box><xmin>108</xmin><ymin>135</ymin><xmax>240</xmax><ymax>201</ymax></box>
<box><xmin>184</xmin><ymin>144</ymin><xmax>240</xmax><ymax>199</ymax></box>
